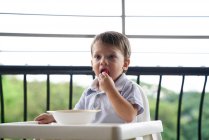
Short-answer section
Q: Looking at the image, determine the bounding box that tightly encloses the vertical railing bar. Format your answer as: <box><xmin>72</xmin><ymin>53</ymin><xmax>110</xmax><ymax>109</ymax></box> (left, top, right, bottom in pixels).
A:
<box><xmin>137</xmin><ymin>75</ymin><xmax>140</xmax><ymax>85</ymax></box>
<box><xmin>121</xmin><ymin>0</ymin><xmax>125</xmax><ymax>34</ymax></box>
<box><xmin>69</xmin><ymin>74</ymin><xmax>73</xmax><ymax>109</ymax></box>
<box><xmin>198</xmin><ymin>75</ymin><xmax>207</xmax><ymax>140</ymax></box>
<box><xmin>0</xmin><ymin>75</ymin><xmax>5</xmax><ymax>123</ymax></box>
<box><xmin>23</xmin><ymin>74</ymin><xmax>27</xmax><ymax>121</ymax></box>
<box><xmin>46</xmin><ymin>74</ymin><xmax>50</xmax><ymax>111</ymax></box>
<box><xmin>155</xmin><ymin>75</ymin><xmax>162</xmax><ymax>120</ymax></box>
<box><xmin>177</xmin><ymin>75</ymin><xmax>185</xmax><ymax>140</ymax></box>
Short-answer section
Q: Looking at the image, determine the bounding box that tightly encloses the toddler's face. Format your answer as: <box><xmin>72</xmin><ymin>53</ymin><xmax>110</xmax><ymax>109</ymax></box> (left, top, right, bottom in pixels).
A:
<box><xmin>91</xmin><ymin>41</ymin><xmax>130</xmax><ymax>81</ymax></box>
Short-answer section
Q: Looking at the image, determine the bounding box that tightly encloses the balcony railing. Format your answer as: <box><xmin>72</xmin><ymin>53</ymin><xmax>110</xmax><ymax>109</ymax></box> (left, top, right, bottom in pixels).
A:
<box><xmin>0</xmin><ymin>65</ymin><xmax>209</xmax><ymax>140</ymax></box>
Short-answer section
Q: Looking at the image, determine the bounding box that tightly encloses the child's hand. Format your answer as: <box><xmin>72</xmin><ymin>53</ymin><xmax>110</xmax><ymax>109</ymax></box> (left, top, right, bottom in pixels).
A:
<box><xmin>98</xmin><ymin>72</ymin><xmax>115</xmax><ymax>92</ymax></box>
<box><xmin>34</xmin><ymin>113</ymin><xmax>56</xmax><ymax>124</ymax></box>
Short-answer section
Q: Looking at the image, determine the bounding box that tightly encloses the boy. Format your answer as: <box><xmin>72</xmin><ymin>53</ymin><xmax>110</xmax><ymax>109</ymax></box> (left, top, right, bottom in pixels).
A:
<box><xmin>35</xmin><ymin>31</ymin><xmax>144</xmax><ymax>123</ymax></box>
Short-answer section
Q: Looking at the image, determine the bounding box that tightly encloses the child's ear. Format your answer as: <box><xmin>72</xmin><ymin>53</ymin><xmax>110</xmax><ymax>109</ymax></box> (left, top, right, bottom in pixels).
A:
<box><xmin>123</xmin><ymin>58</ymin><xmax>130</xmax><ymax>71</ymax></box>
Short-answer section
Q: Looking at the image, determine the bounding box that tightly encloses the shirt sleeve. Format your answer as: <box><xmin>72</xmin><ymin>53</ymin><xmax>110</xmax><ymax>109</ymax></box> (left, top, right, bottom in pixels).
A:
<box><xmin>121</xmin><ymin>81</ymin><xmax>144</xmax><ymax>115</ymax></box>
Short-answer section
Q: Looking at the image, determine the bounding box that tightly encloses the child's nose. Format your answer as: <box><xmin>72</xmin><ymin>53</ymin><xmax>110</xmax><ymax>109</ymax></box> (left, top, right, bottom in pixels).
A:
<box><xmin>100</xmin><ymin>57</ymin><xmax>108</xmax><ymax>65</ymax></box>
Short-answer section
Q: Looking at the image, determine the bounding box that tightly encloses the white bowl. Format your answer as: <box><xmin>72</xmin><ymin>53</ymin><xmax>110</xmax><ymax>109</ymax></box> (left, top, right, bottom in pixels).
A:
<box><xmin>47</xmin><ymin>110</ymin><xmax>100</xmax><ymax>125</ymax></box>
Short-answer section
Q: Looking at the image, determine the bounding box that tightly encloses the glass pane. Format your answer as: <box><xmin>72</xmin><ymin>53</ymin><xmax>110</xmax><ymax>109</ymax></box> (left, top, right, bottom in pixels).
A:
<box><xmin>0</xmin><ymin>37</ymin><xmax>93</xmax><ymax>51</ymax></box>
<box><xmin>125</xmin><ymin>0</ymin><xmax>209</xmax><ymax>16</ymax></box>
<box><xmin>0</xmin><ymin>15</ymin><xmax>121</xmax><ymax>34</ymax></box>
<box><xmin>130</xmin><ymin>39</ymin><xmax>209</xmax><ymax>67</ymax></box>
<box><xmin>0</xmin><ymin>51</ymin><xmax>91</xmax><ymax>66</ymax></box>
<box><xmin>0</xmin><ymin>0</ymin><xmax>121</xmax><ymax>16</ymax></box>
<box><xmin>126</xmin><ymin>17</ymin><xmax>209</xmax><ymax>35</ymax></box>
<box><xmin>0</xmin><ymin>37</ymin><xmax>93</xmax><ymax>66</ymax></box>
<box><xmin>1</xmin><ymin>37</ymin><xmax>209</xmax><ymax>67</ymax></box>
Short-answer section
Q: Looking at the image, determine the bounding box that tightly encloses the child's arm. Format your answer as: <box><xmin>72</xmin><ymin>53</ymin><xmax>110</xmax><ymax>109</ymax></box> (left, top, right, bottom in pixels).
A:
<box><xmin>98</xmin><ymin>72</ymin><xmax>138</xmax><ymax>123</ymax></box>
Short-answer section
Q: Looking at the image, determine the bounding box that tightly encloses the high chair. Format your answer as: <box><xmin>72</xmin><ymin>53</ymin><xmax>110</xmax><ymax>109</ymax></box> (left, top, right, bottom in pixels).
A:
<box><xmin>134</xmin><ymin>83</ymin><xmax>163</xmax><ymax>140</ymax></box>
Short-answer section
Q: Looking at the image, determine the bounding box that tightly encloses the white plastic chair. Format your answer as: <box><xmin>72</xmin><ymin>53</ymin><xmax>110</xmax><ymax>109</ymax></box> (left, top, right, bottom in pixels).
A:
<box><xmin>135</xmin><ymin>83</ymin><xmax>163</xmax><ymax>140</ymax></box>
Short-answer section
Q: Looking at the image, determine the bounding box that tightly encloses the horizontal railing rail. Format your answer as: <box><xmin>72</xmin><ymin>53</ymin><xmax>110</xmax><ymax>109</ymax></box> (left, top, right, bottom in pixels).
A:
<box><xmin>0</xmin><ymin>65</ymin><xmax>209</xmax><ymax>140</ymax></box>
<box><xmin>0</xmin><ymin>65</ymin><xmax>209</xmax><ymax>75</ymax></box>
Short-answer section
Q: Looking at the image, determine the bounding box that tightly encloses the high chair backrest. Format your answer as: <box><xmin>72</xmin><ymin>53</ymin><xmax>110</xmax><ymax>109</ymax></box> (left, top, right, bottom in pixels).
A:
<box><xmin>136</xmin><ymin>83</ymin><xmax>151</xmax><ymax>122</ymax></box>
<box><xmin>134</xmin><ymin>82</ymin><xmax>163</xmax><ymax>140</ymax></box>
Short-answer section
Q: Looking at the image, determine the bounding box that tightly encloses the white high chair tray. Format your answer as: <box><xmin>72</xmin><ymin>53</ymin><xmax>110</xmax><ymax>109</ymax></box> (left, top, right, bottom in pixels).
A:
<box><xmin>0</xmin><ymin>120</ymin><xmax>163</xmax><ymax>140</ymax></box>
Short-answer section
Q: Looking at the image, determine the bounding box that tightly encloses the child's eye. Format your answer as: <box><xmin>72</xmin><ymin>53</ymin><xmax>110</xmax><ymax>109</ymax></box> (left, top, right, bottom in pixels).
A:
<box><xmin>94</xmin><ymin>55</ymin><xmax>101</xmax><ymax>60</ymax></box>
<box><xmin>108</xmin><ymin>55</ymin><xmax>116</xmax><ymax>59</ymax></box>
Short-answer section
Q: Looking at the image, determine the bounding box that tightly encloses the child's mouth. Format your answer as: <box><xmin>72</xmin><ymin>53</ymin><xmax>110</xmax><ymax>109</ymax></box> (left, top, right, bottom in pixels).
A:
<box><xmin>101</xmin><ymin>69</ymin><xmax>110</xmax><ymax>75</ymax></box>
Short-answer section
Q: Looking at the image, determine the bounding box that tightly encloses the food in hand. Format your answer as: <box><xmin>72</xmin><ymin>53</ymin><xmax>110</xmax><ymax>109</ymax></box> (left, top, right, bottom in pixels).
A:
<box><xmin>101</xmin><ymin>69</ymin><xmax>110</xmax><ymax>75</ymax></box>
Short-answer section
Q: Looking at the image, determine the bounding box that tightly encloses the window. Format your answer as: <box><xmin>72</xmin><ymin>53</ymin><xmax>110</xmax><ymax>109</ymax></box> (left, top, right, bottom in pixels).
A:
<box><xmin>0</xmin><ymin>0</ymin><xmax>209</xmax><ymax>67</ymax></box>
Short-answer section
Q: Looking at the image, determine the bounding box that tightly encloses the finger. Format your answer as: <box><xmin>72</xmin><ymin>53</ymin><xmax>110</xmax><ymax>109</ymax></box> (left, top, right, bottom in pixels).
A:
<box><xmin>101</xmin><ymin>72</ymin><xmax>108</xmax><ymax>77</ymax></box>
<box><xmin>98</xmin><ymin>73</ymin><xmax>104</xmax><ymax>79</ymax></box>
<box><xmin>100</xmin><ymin>72</ymin><xmax>107</xmax><ymax>78</ymax></box>
<box><xmin>38</xmin><ymin>119</ymin><xmax>51</xmax><ymax>124</ymax></box>
<box><xmin>34</xmin><ymin>113</ymin><xmax>47</xmax><ymax>121</ymax></box>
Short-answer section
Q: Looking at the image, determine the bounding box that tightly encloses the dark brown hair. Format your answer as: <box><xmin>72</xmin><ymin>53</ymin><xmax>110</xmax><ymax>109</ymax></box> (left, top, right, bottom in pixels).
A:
<box><xmin>91</xmin><ymin>31</ymin><xmax>131</xmax><ymax>59</ymax></box>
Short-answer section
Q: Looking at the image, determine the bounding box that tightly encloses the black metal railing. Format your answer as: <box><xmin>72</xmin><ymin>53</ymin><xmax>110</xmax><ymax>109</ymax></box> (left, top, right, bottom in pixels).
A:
<box><xmin>0</xmin><ymin>65</ymin><xmax>209</xmax><ymax>140</ymax></box>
